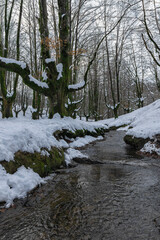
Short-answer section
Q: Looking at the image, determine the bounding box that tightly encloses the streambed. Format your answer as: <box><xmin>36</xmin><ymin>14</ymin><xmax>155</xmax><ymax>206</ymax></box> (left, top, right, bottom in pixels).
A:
<box><xmin>0</xmin><ymin>131</ymin><xmax>160</xmax><ymax>240</ymax></box>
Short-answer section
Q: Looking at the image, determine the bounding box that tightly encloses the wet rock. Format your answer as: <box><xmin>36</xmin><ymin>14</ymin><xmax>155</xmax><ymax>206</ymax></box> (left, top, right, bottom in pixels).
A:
<box><xmin>155</xmin><ymin>134</ymin><xmax>160</xmax><ymax>144</ymax></box>
<box><xmin>72</xmin><ymin>157</ymin><xmax>103</xmax><ymax>164</ymax></box>
<box><xmin>124</xmin><ymin>134</ymin><xmax>150</xmax><ymax>150</ymax></box>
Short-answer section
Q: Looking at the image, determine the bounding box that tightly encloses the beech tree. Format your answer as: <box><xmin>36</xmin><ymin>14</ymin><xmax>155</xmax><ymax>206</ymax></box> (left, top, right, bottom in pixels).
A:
<box><xmin>0</xmin><ymin>0</ymin><xmax>88</xmax><ymax>118</ymax></box>
<box><xmin>0</xmin><ymin>0</ymin><xmax>24</xmax><ymax>118</ymax></box>
<box><xmin>0</xmin><ymin>0</ymin><xmax>139</xmax><ymax>119</ymax></box>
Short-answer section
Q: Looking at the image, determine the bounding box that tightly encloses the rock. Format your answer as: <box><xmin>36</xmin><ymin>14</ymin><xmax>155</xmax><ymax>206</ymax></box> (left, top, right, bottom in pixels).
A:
<box><xmin>155</xmin><ymin>134</ymin><xmax>160</xmax><ymax>144</ymax></box>
<box><xmin>124</xmin><ymin>134</ymin><xmax>150</xmax><ymax>149</ymax></box>
<box><xmin>1</xmin><ymin>147</ymin><xmax>65</xmax><ymax>177</ymax></box>
<box><xmin>72</xmin><ymin>157</ymin><xmax>103</xmax><ymax>164</ymax></box>
<box><xmin>108</xmin><ymin>124</ymin><xmax>128</xmax><ymax>131</ymax></box>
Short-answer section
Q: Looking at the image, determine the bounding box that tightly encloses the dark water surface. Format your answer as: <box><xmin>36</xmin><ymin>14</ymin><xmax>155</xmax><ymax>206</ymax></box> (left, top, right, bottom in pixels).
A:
<box><xmin>1</xmin><ymin>131</ymin><xmax>160</xmax><ymax>240</ymax></box>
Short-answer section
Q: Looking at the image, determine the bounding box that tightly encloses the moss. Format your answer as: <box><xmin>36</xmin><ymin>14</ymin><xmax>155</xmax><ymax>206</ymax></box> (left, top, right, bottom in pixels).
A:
<box><xmin>124</xmin><ymin>135</ymin><xmax>150</xmax><ymax>150</ymax></box>
<box><xmin>63</xmin><ymin>128</ymin><xmax>106</xmax><ymax>139</ymax></box>
<box><xmin>1</xmin><ymin>126</ymin><xmax>106</xmax><ymax>177</ymax></box>
<box><xmin>1</xmin><ymin>147</ymin><xmax>65</xmax><ymax>177</ymax></box>
<box><xmin>75</xmin><ymin>129</ymin><xmax>85</xmax><ymax>137</ymax></box>
<box><xmin>108</xmin><ymin>124</ymin><xmax>128</xmax><ymax>131</ymax></box>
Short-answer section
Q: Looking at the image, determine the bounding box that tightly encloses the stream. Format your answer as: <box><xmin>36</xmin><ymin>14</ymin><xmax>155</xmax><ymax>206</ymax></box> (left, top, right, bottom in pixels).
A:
<box><xmin>1</xmin><ymin>131</ymin><xmax>160</xmax><ymax>240</ymax></box>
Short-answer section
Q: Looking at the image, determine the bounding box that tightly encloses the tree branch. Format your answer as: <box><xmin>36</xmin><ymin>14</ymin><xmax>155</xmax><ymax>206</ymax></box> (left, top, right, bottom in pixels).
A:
<box><xmin>0</xmin><ymin>57</ymin><xmax>49</xmax><ymax>95</ymax></box>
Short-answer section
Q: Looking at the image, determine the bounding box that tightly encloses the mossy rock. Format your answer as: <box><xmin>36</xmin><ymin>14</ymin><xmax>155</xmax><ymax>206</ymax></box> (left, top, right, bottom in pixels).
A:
<box><xmin>124</xmin><ymin>134</ymin><xmax>150</xmax><ymax>150</ymax></box>
<box><xmin>62</xmin><ymin>128</ymin><xmax>105</xmax><ymax>139</ymax></box>
<box><xmin>109</xmin><ymin>124</ymin><xmax>128</xmax><ymax>131</ymax></box>
<box><xmin>1</xmin><ymin>147</ymin><xmax>65</xmax><ymax>177</ymax></box>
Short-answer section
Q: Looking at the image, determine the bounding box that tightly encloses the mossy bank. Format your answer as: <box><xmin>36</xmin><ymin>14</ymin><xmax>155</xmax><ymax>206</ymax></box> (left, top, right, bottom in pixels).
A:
<box><xmin>124</xmin><ymin>134</ymin><xmax>150</xmax><ymax>150</ymax></box>
<box><xmin>1</xmin><ymin>127</ymin><xmax>106</xmax><ymax>177</ymax></box>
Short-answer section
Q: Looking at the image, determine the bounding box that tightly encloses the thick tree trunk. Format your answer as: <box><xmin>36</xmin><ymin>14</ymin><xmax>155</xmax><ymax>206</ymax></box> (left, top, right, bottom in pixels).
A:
<box><xmin>32</xmin><ymin>91</ymin><xmax>41</xmax><ymax>119</ymax></box>
<box><xmin>48</xmin><ymin>98</ymin><xmax>55</xmax><ymax>119</ymax></box>
<box><xmin>57</xmin><ymin>89</ymin><xmax>66</xmax><ymax>117</ymax></box>
<box><xmin>2</xmin><ymin>99</ymin><xmax>13</xmax><ymax>118</ymax></box>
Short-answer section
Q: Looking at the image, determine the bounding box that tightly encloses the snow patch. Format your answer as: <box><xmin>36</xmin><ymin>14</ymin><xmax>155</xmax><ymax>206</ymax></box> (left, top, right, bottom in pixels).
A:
<box><xmin>56</xmin><ymin>63</ymin><xmax>63</xmax><ymax>80</ymax></box>
<box><xmin>68</xmin><ymin>81</ymin><xmax>85</xmax><ymax>90</ymax></box>
<box><xmin>42</xmin><ymin>70</ymin><xmax>48</xmax><ymax>81</ymax></box>
<box><xmin>0</xmin><ymin>57</ymin><xmax>26</xmax><ymax>69</ymax></box>
<box><xmin>0</xmin><ymin>165</ymin><xmax>44</xmax><ymax>208</ymax></box>
<box><xmin>69</xmin><ymin>135</ymin><xmax>103</xmax><ymax>148</ymax></box>
<box><xmin>141</xmin><ymin>141</ymin><xmax>160</xmax><ymax>155</ymax></box>
<box><xmin>100</xmin><ymin>99</ymin><xmax>160</xmax><ymax>140</ymax></box>
<box><xmin>29</xmin><ymin>75</ymin><xmax>49</xmax><ymax>89</ymax></box>
<box><xmin>45</xmin><ymin>57</ymin><xmax>55</xmax><ymax>64</ymax></box>
<box><xmin>65</xmin><ymin>148</ymin><xmax>88</xmax><ymax>165</ymax></box>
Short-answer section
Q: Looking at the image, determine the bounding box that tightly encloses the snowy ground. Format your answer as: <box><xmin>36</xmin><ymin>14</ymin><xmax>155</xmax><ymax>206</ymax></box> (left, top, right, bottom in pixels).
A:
<box><xmin>0</xmin><ymin>112</ymin><xmax>107</xmax><ymax>208</ymax></box>
<box><xmin>1</xmin><ymin>99</ymin><xmax>160</xmax><ymax>208</ymax></box>
<box><xmin>100</xmin><ymin>99</ymin><xmax>160</xmax><ymax>156</ymax></box>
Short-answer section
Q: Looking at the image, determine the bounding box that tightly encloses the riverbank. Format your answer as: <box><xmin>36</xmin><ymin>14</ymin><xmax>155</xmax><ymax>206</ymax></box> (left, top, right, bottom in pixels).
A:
<box><xmin>100</xmin><ymin>99</ymin><xmax>160</xmax><ymax>156</ymax></box>
<box><xmin>0</xmin><ymin>113</ymin><xmax>107</xmax><ymax>208</ymax></box>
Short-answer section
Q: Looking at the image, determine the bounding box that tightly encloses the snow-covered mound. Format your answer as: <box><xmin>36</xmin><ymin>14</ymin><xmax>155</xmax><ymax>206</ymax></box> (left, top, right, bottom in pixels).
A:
<box><xmin>1</xmin><ymin>99</ymin><xmax>159</xmax><ymax>207</ymax></box>
<box><xmin>101</xmin><ymin>99</ymin><xmax>160</xmax><ymax>140</ymax></box>
<box><xmin>0</xmin><ymin>165</ymin><xmax>44</xmax><ymax>208</ymax></box>
<box><xmin>0</xmin><ymin>114</ymin><xmax>107</xmax><ymax>207</ymax></box>
<box><xmin>0</xmin><ymin>114</ymin><xmax>107</xmax><ymax>162</ymax></box>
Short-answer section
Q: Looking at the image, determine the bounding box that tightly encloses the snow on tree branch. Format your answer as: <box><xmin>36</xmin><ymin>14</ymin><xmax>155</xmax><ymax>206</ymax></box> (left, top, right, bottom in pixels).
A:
<box><xmin>0</xmin><ymin>56</ymin><xmax>26</xmax><ymax>69</ymax></box>
<box><xmin>68</xmin><ymin>80</ymin><xmax>85</xmax><ymax>91</ymax></box>
<box><xmin>45</xmin><ymin>57</ymin><xmax>55</xmax><ymax>64</ymax></box>
<box><xmin>0</xmin><ymin>57</ymin><xmax>49</xmax><ymax>95</ymax></box>
<box><xmin>29</xmin><ymin>75</ymin><xmax>49</xmax><ymax>89</ymax></box>
<box><xmin>68</xmin><ymin>97</ymin><xmax>84</xmax><ymax>105</ymax></box>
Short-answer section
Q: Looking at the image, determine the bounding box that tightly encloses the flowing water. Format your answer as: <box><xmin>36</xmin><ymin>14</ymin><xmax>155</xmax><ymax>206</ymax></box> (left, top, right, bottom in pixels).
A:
<box><xmin>1</xmin><ymin>131</ymin><xmax>160</xmax><ymax>240</ymax></box>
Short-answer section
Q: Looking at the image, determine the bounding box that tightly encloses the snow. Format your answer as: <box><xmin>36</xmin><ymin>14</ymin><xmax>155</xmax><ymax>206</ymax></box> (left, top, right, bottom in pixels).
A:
<box><xmin>42</xmin><ymin>70</ymin><xmax>48</xmax><ymax>81</ymax></box>
<box><xmin>0</xmin><ymin>56</ymin><xmax>26</xmax><ymax>69</ymax></box>
<box><xmin>69</xmin><ymin>135</ymin><xmax>103</xmax><ymax>148</ymax></box>
<box><xmin>101</xmin><ymin>99</ymin><xmax>160</xmax><ymax>140</ymax></box>
<box><xmin>29</xmin><ymin>75</ymin><xmax>49</xmax><ymax>89</ymax></box>
<box><xmin>41</xmin><ymin>150</ymin><xmax>50</xmax><ymax>156</ymax></box>
<box><xmin>0</xmin><ymin>116</ymin><xmax>106</xmax><ymax>162</ymax></box>
<box><xmin>0</xmin><ymin>114</ymin><xmax>107</xmax><ymax>207</ymax></box>
<box><xmin>6</xmin><ymin>91</ymin><xmax>14</xmax><ymax>98</ymax></box>
<box><xmin>141</xmin><ymin>141</ymin><xmax>160</xmax><ymax>156</ymax></box>
<box><xmin>67</xmin><ymin>98</ymin><xmax>83</xmax><ymax>105</ymax></box>
<box><xmin>65</xmin><ymin>148</ymin><xmax>88</xmax><ymax>165</ymax></box>
<box><xmin>68</xmin><ymin>80</ymin><xmax>85</xmax><ymax>90</ymax></box>
<box><xmin>0</xmin><ymin>165</ymin><xmax>44</xmax><ymax>208</ymax></box>
<box><xmin>56</xmin><ymin>63</ymin><xmax>63</xmax><ymax>80</ymax></box>
<box><xmin>45</xmin><ymin>57</ymin><xmax>55</xmax><ymax>64</ymax></box>
<box><xmin>2</xmin><ymin>99</ymin><xmax>160</xmax><ymax>207</ymax></box>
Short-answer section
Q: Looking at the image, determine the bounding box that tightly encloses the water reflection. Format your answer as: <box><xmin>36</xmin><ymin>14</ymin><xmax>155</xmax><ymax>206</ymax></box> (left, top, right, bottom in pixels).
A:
<box><xmin>108</xmin><ymin>167</ymin><xmax>126</xmax><ymax>181</ymax></box>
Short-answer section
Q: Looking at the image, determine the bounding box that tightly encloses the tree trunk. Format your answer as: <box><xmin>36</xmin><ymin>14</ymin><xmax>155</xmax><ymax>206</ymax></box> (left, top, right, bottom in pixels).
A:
<box><xmin>32</xmin><ymin>91</ymin><xmax>41</xmax><ymax>119</ymax></box>
<box><xmin>48</xmin><ymin>98</ymin><xmax>55</xmax><ymax>119</ymax></box>
<box><xmin>2</xmin><ymin>99</ymin><xmax>13</xmax><ymax>118</ymax></box>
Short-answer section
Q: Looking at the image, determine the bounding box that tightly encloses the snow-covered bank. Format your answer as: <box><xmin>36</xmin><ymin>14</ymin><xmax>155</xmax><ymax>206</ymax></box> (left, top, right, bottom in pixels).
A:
<box><xmin>0</xmin><ymin>114</ymin><xmax>107</xmax><ymax>207</ymax></box>
<box><xmin>101</xmin><ymin>99</ymin><xmax>160</xmax><ymax>155</ymax></box>
<box><xmin>0</xmin><ymin>114</ymin><xmax>107</xmax><ymax>162</ymax></box>
<box><xmin>101</xmin><ymin>99</ymin><xmax>160</xmax><ymax>139</ymax></box>
<box><xmin>0</xmin><ymin>166</ymin><xmax>44</xmax><ymax>208</ymax></box>
<box><xmin>1</xmin><ymin>99</ymin><xmax>160</xmax><ymax>207</ymax></box>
